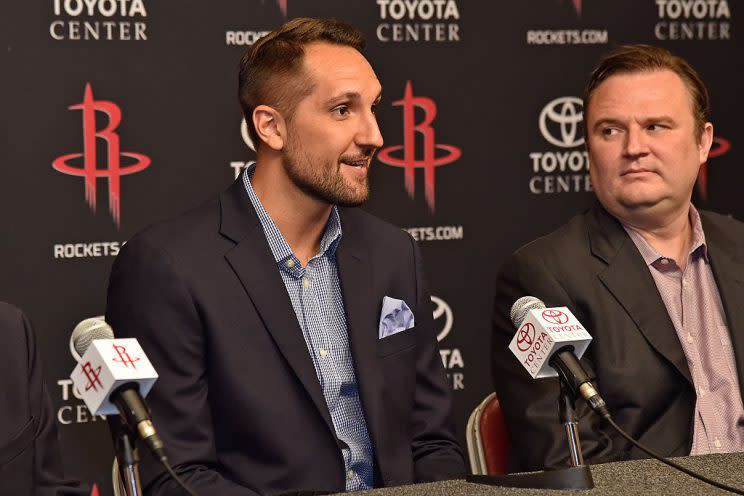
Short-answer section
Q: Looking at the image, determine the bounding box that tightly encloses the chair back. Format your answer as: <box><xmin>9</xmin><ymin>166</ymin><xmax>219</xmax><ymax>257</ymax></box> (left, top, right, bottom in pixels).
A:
<box><xmin>466</xmin><ymin>392</ymin><xmax>510</xmax><ymax>475</ymax></box>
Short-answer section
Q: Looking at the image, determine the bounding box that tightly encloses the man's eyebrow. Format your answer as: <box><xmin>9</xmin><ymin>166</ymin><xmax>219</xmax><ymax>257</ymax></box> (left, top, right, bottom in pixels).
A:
<box><xmin>591</xmin><ymin>115</ymin><xmax>676</xmax><ymax>130</ymax></box>
<box><xmin>324</xmin><ymin>92</ymin><xmax>362</xmax><ymax>106</ymax></box>
<box><xmin>640</xmin><ymin>115</ymin><xmax>675</xmax><ymax>125</ymax></box>
<box><xmin>591</xmin><ymin>118</ymin><xmax>623</xmax><ymax>130</ymax></box>
<box><xmin>323</xmin><ymin>89</ymin><xmax>383</xmax><ymax>107</ymax></box>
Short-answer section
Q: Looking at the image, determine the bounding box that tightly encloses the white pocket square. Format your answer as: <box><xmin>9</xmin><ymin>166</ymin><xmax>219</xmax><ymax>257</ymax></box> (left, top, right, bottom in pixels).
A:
<box><xmin>379</xmin><ymin>296</ymin><xmax>415</xmax><ymax>339</ymax></box>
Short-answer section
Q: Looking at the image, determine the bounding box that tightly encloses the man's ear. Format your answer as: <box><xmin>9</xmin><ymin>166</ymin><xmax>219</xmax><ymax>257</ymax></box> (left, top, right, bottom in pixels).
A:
<box><xmin>253</xmin><ymin>105</ymin><xmax>286</xmax><ymax>151</ymax></box>
<box><xmin>698</xmin><ymin>122</ymin><xmax>714</xmax><ymax>164</ymax></box>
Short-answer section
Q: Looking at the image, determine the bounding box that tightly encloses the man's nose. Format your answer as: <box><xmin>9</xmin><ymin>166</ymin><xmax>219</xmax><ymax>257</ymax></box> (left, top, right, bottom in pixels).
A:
<box><xmin>357</xmin><ymin>111</ymin><xmax>384</xmax><ymax>149</ymax></box>
<box><xmin>624</xmin><ymin>126</ymin><xmax>649</xmax><ymax>157</ymax></box>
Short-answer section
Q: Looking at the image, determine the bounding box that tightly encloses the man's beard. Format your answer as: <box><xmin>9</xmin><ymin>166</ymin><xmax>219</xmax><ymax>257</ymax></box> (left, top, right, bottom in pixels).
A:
<box><xmin>281</xmin><ymin>136</ymin><xmax>371</xmax><ymax>208</ymax></box>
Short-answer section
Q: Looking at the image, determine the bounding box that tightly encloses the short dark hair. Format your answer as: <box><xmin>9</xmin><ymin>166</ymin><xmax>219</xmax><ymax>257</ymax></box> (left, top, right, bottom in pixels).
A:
<box><xmin>583</xmin><ymin>44</ymin><xmax>710</xmax><ymax>140</ymax></box>
<box><xmin>238</xmin><ymin>17</ymin><xmax>365</xmax><ymax>147</ymax></box>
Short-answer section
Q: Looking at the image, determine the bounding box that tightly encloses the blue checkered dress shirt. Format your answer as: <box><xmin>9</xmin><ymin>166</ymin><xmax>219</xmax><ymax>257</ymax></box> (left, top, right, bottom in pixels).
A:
<box><xmin>242</xmin><ymin>165</ymin><xmax>374</xmax><ymax>490</ymax></box>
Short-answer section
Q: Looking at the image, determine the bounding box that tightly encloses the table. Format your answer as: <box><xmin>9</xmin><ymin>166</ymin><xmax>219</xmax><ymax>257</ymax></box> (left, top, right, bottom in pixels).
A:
<box><xmin>351</xmin><ymin>452</ymin><xmax>744</xmax><ymax>495</ymax></box>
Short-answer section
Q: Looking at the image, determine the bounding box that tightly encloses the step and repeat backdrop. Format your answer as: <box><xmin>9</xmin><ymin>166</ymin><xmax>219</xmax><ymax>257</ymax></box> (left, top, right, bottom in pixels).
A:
<box><xmin>1</xmin><ymin>0</ymin><xmax>741</xmax><ymax>493</ymax></box>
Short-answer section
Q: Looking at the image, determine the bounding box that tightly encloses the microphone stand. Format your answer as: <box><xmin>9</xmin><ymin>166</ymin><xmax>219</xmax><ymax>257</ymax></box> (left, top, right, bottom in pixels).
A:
<box><xmin>559</xmin><ymin>381</ymin><xmax>584</xmax><ymax>467</ymax></box>
<box><xmin>466</xmin><ymin>378</ymin><xmax>594</xmax><ymax>490</ymax></box>
<box><xmin>108</xmin><ymin>415</ymin><xmax>143</xmax><ymax>496</ymax></box>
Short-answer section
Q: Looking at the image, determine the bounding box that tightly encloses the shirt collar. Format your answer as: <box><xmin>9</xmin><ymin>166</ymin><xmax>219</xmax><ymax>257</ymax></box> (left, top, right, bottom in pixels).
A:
<box><xmin>622</xmin><ymin>203</ymin><xmax>709</xmax><ymax>267</ymax></box>
<box><xmin>241</xmin><ymin>164</ymin><xmax>342</xmax><ymax>266</ymax></box>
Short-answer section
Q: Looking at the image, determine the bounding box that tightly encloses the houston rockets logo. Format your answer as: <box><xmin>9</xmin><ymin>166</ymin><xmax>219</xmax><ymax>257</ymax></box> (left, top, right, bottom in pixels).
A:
<box><xmin>378</xmin><ymin>81</ymin><xmax>462</xmax><ymax>213</ymax></box>
<box><xmin>697</xmin><ymin>136</ymin><xmax>731</xmax><ymax>201</ymax></box>
<box><xmin>81</xmin><ymin>361</ymin><xmax>103</xmax><ymax>392</ymax></box>
<box><xmin>112</xmin><ymin>343</ymin><xmax>140</xmax><ymax>369</ymax></box>
<box><xmin>53</xmin><ymin>83</ymin><xmax>151</xmax><ymax>228</ymax></box>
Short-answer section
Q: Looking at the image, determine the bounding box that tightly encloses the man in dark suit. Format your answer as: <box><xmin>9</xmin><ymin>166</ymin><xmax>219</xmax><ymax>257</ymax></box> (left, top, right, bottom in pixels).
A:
<box><xmin>492</xmin><ymin>45</ymin><xmax>744</xmax><ymax>472</ymax></box>
<box><xmin>106</xmin><ymin>18</ymin><xmax>464</xmax><ymax>495</ymax></box>
<box><xmin>0</xmin><ymin>302</ymin><xmax>89</xmax><ymax>495</ymax></box>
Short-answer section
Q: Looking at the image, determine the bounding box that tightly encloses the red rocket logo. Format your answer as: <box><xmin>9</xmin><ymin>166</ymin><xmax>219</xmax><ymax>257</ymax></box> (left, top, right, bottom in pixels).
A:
<box><xmin>378</xmin><ymin>81</ymin><xmax>462</xmax><ymax>213</ymax></box>
<box><xmin>53</xmin><ymin>83</ymin><xmax>151</xmax><ymax>227</ymax></box>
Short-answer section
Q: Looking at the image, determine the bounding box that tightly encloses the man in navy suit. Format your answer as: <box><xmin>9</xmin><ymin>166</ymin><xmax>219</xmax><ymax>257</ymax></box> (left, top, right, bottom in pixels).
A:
<box><xmin>0</xmin><ymin>302</ymin><xmax>89</xmax><ymax>495</ymax></box>
<box><xmin>106</xmin><ymin>17</ymin><xmax>464</xmax><ymax>495</ymax></box>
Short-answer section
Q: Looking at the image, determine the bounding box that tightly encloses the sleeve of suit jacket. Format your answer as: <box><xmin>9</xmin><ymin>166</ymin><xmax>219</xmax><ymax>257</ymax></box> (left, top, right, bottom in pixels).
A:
<box><xmin>490</xmin><ymin>250</ymin><xmax>624</xmax><ymax>472</ymax></box>
<box><xmin>408</xmin><ymin>236</ymin><xmax>466</xmax><ymax>482</ymax></box>
<box><xmin>105</xmin><ymin>235</ymin><xmax>260</xmax><ymax>496</ymax></box>
<box><xmin>0</xmin><ymin>303</ymin><xmax>90</xmax><ymax>496</ymax></box>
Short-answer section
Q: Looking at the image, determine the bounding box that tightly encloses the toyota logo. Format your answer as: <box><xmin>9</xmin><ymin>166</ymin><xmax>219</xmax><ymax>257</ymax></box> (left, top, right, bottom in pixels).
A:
<box><xmin>539</xmin><ymin>96</ymin><xmax>584</xmax><ymax>148</ymax></box>
<box><xmin>542</xmin><ymin>309</ymin><xmax>569</xmax><ymax>325</ymax></box>
<box><xmin>431</xmin><ymin>296</ymin><xmax>453</xmax><ymax>342</ymax></box>
<box><xmin>516</xmin><ymin>323</ymin><xmax>535</xmax><ymax>351</ymax></box>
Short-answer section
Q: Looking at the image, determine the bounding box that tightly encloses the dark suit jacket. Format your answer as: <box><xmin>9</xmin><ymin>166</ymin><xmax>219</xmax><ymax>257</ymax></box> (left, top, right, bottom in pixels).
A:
<box><xmin>105</xmin><ymin>176</ymin><xmax>465</xmax><ymax>495</ymax></box>
<box><xmin>0</xmin><ymin>302</ymin><xmax>89</xmax><ymax>496</ymax></box>
<box><xmin>491</xmin><ymin>204</ymin><xmax>744</xmax><ymax>472</ymax></box>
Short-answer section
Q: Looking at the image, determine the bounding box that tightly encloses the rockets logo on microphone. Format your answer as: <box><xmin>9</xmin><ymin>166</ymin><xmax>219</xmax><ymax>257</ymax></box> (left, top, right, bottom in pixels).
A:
<box><xmin>113</xmin><ymin>343</ymin><xmax>140</xmax><ymax>369</ymax></box>
<box><xmin>81</xmin><ymin>362</ymin><xmax>103</xmax><ymax>392</ymax></box>
<box><xmin>509</xmin><ymin>306</ymin><xmax>592</xmax><ymax>378</ymax></box>
<box><xmin>71</xmin><ymin>339</ymin><xmax>157</xmax><ymax>416</ymax></box>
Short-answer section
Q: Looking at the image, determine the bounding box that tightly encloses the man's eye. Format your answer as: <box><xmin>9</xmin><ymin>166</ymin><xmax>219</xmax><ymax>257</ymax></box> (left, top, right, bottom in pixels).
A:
<box><xmin>601</xmin><ymin>127</ymin><xmax>618</xmax><ymax>136</ymax></box>
<box><xmin>332</xmin><ymin>105</ymin><xmax>350</xmax><ymax>116</ymax></box>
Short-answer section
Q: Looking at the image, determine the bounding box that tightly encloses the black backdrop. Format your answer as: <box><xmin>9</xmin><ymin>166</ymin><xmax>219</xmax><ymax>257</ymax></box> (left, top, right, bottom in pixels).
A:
<box><xmin>1</xmin><ymin>1</ymin><xmax>741</xmax><ymax>493</ymax></box>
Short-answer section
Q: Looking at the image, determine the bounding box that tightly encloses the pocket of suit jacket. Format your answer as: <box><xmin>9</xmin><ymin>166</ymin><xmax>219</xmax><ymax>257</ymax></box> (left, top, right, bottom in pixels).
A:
<box><xmin>377</xmin><ymin>326</ymin><xmax>418</xmax><ymax>357</ymax></box>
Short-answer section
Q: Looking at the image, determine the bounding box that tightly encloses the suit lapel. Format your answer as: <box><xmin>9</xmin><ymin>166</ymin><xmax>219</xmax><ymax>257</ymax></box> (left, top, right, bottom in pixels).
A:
<box><xmin>219</xmin><ymin>177</ymin><xmax>335</xmax><ymax>436</ymax></box>
<box><xmin>589</xmin><ymin>205</ymin><xmax>692</xmax><ymax>384</ymax></box>
<box><xmin>335</xmin><ymin>209</ymin><xmax>386</xmax><ymax>473</ymax></box>
<box><xmin>701</xmin><ymin>214</ymin><xmax>744</xmax><ymax>398</ymax></box>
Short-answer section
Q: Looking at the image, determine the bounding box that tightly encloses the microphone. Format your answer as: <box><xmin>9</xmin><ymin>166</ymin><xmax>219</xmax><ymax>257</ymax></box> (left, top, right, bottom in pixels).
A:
<box><xmin>508</xmin><ymin>296</ymin><xmax>608</xmax><ymax>416</ymax></box>
<box><xmin>69</xmin><ymin>316</ymin><xmax>113</xmax><ymax>362</ymax></box>
<box><xmin>69</xmin><ymin>318</ymin><xmax>165</xmax><ymax>460</ymax></box>
<box><xmin>507</xmin><ymin>299</ymin><xmax>744</xmax><ymax>495</ymax></box>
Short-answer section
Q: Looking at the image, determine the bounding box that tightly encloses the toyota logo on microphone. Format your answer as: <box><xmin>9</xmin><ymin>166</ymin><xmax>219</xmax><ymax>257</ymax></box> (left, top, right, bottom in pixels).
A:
<box><xmin>516</xmin><ymin>322</ymin><xmax>535</xmax><ymax>351</ymax></box>
<box><xmin>542</xmin><ymin>309</ymin><xmax>569</xmax><ymax>325</ymax></box>
<box><xmin>538</xmin><ymin>96</ymin><xmax>584</xmax><ymax>148</ymax></box>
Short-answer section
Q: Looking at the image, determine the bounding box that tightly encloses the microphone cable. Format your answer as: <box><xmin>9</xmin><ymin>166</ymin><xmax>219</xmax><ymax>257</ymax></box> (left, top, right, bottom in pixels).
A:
<box><xmin>158</xmin><ymin>454</ymin><xmax>199</xmax><ymax>496</ymax></box>
<box><xmin>601</xmin><ymin>412</ymin><xmax>744</xmax><ymax>495</ymax></box>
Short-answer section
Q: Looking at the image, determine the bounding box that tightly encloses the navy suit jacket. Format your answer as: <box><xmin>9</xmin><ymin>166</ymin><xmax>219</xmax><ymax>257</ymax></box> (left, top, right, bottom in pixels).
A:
<box><xmin>491</xmin><ymin>204</ymin><xmax>744</xmax><ymax>472</ymax></box>
<box><xmin>0</xmin><ymin>302</ymin><xmax>89</xmax><ymax>495</ymax></box>
<box><xmin>106</xmin><ymin>175</ymin><xmax>465</xmax><ymax>495</ymax></box>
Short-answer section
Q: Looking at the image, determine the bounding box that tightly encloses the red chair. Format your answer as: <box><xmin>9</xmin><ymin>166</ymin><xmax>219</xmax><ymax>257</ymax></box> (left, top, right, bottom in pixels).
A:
<box><xmin>466</xmin><ymin>392</ymin><xmax>511</xmax><ymax>475</ymax></box>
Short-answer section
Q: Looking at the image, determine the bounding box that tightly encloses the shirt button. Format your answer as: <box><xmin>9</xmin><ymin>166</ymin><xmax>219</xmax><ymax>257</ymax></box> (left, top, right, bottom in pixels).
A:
<box><xmin>303</xmin><ymin>278</ymin><xmax>310</xmax><ymax>288</ymax></box>
<box><xmin>687</xmin><ymin>334</ymin><xmax>694</xmax><ymax>344</ymax></box>
<box><xmin>319</xmin><ymin>348</ymin><xmax>328</xmax><ymax>358</ymax></box>
<box><xmin>660</xmin><ymin>258</ymin><xmax>670</xmax><ymax>265</ymax></box>
<box><xmin>699</xmin><ymin>387</ymin><xmax>706</xmax><ymax>397</ymax></box>
<box><xmin>347</xmin><ymin>469</ymin><xmax>355</xmax><ymax>480</ymax></box>
<box><xmin>285</xmin><ymin>259</ymin><xmax>295</xmax><ymax>268</ymax></box>
<box><xmin>714</xmin><ymin>438</ymin><xmax>722</xmax><ymax>449</ymax></box>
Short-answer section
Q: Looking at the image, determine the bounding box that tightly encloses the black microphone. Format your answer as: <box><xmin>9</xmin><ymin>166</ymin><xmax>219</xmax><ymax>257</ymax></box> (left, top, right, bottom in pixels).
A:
<box><xmin>70</xmin><ymin>318</ymin><xmax>166</xmax><ymax>461</ymax></box>
<box><xmin>509</xmin><ymin>296</ymin><xmax>608</xmax><ymax>416</ymax></box>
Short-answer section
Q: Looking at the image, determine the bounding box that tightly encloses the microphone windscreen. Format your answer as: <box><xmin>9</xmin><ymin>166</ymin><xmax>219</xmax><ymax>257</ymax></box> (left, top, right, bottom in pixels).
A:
<box><xmin>510</xmin><ymin>296</ymin><xmax>546</xmax><ymax>328</ymax></box>
<box><xmin>71</xmin><ymin>317</ymin><xmax>114</xmax><ymax>360</ymax></box>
